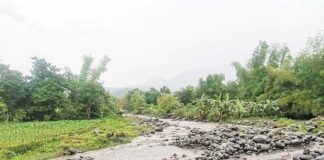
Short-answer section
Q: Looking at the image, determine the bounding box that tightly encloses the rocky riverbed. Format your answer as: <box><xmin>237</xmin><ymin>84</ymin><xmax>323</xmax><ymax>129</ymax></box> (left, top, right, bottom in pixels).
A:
<box><xmin>56</xmin><ymin>115</ymin><xmax>324</xmax><ymax>160</ymax></box>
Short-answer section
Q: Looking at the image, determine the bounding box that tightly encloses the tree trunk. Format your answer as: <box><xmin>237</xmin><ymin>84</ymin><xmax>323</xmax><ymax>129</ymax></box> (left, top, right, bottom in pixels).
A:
<box><xmin>5</xmin><ymin>112</ymin><xmax>9</xmax><ymax>123</ymax></box>
<box><xmin>87</xmin><ymin>104</ymin><xmax>91</xmax><ymax>119</ymax></box>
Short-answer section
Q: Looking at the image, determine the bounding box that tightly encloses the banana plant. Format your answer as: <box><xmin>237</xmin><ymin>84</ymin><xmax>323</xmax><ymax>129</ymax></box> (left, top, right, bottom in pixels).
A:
<box><xmin>235</xmin><ymin>99</ymin><xmax>246</xmax><ymax>118</ymax></box>
<box><xmin>193</xmin><ymin>94</ymin><xmax>210</xmax><ymax>120</ymax></box>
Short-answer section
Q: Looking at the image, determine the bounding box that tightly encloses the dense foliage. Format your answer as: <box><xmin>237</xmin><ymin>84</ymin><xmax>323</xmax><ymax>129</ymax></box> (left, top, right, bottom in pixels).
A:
<box><xmin>0</xmin><ymin>56</ymin><xmax>119</xmax><ymax>121</ymax></box>
<box><xmin>124</xmin><ymin>32</ymin><xmax>324</xmax><ymax>119</ymax></box>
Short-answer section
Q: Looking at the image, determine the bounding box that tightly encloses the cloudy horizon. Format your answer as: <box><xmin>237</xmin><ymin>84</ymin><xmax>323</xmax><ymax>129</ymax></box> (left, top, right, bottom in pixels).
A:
<box><xmin>1</xmin><ymin>0</ymin><xmax>324</xmax><ymax>89</ymax></box>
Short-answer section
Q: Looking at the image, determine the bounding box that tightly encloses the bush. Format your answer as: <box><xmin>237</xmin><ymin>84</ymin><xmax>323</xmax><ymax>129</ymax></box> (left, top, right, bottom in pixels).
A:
<box><xmin>142</xmin><ymin>105</ymin><xmax>159</xmax><ymax>116</ymax></box>
<box><xmin>157</xmin><ymin>94</ymin><xmax>181</xmax><ymax>116</ymax></box>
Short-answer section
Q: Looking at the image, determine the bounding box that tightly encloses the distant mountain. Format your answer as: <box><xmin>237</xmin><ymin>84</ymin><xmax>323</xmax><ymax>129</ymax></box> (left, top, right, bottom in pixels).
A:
<box><xmin>138</xmin><ymin>67</ymin><xmax>236</xmax><ymax>91</ymax></box>
<box><xmin>105</xmin><ymin>87</ymin><xmax>133</xmax><ymax>97</ymax></box>
<box><xmin>106</xmin><ymin>67</ymin><xmax>236</xmax><ymax>97</ymax></box>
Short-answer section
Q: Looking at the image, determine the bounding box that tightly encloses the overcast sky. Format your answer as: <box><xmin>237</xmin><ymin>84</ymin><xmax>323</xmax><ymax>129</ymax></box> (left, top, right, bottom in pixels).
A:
<box><xmin>1</xmin><ymin>0</ymin><xmax>324</xmax><ymax>88</ymax></box>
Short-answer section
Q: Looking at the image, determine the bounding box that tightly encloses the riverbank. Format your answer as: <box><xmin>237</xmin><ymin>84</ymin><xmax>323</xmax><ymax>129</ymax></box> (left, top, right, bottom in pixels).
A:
<box><xmin>56</xmin><ymin>115</ymin><xmax>324</xmax><ymax>160</ymax></box>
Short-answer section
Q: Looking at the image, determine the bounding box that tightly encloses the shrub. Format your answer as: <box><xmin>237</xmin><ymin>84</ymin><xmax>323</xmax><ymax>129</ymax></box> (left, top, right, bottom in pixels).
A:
<box><xmin>157</xmin><ymin>94</ymin><xmax>181</xmax><ymax>116</ymax></box>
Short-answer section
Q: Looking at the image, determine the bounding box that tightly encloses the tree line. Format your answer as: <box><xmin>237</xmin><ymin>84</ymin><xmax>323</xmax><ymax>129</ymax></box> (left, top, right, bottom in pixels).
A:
<box><xmin>0</xmin><ymin>32</ymin><xmax>323</xmax><ymax>122</ymax></box>
<box><xmin>0</xmin><ymin>56</ymin><xmax>119</xmax><ymax>122</ymax></box>
<box><xmin>123</xmin><ymin>32</ymin><xmax>324</xmax><ymax>119</ymax></box>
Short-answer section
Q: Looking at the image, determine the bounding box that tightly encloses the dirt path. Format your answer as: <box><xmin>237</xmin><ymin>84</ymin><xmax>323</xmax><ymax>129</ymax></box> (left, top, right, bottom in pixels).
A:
<box><xmin>55</xmin><ymin>115</ymin><xmax>323</xmax><ymax>160</ymax></box>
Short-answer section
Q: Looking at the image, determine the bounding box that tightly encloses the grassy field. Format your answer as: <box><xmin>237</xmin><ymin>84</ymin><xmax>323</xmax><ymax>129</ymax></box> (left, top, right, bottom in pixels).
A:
<box><xmin>0</xmin><ymin>116</ymin><xmax>149</xmax><ymax>160</ymax></box>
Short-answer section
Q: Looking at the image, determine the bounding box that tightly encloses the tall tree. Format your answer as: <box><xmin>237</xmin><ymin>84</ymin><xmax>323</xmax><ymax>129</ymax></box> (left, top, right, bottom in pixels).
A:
<box><xmin>68</xmin><ymin>55</ymin><xmax>110</xmax><ymax>119</ymax></box>
<box><xmin>195</xmin><ymin>74</ymin><xmax>225</xmax><ymax>99</ymax></box>
<box><xmin>28</xmin><ymin>57</ymin><xmax>68</xmax><ymax>120</ymax></box>
<box><xmin>144</xmin><ymin>87</ymin><xmax>160</xmax><ymax>105</ymax></box>
<box><xmin>0</xmin><ymin>63</ymin><xmax>27</xmax><ymax>121</ymax></box>
<box><xmin>174</xmin><ymin>85</ymin><xmax>195</xmax><ymax>105</ymax></box>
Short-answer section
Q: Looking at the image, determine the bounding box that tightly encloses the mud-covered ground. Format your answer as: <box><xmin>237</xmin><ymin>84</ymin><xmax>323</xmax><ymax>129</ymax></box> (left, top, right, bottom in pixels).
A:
<box><xmin>56</xmin><ymin>116</ymin><xmax>324</xmax><ymax>160</ymax></box>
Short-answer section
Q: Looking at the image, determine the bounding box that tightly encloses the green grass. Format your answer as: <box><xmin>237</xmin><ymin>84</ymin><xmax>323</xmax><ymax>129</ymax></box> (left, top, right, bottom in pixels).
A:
<box><xmin>274</xmin><ymin>117</ymin><xmax>303</xmax><ymax>127</ymax></box>
<box><xmin>0</xmin><ymin>116</ymin><xmax>150</xmax><ymax>160</ymax></box>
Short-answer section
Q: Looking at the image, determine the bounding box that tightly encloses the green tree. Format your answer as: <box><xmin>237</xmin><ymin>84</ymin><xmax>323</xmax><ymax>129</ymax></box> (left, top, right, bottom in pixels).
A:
<box><xmin>157</xmin><ymin>93</ymin><xmax>181</xmax><ymax>116</ymax></box>
<box><xmin>129</xmin><ymin>91</ymin><xmax>147</xmax><ymax>114</ymax></box>
<box><xmin>160</xmin><ymin>86</ymin><xmax>171</xmax><ymax>94</ymax></box>
<box><xmin>28</xmin><ymin>57</ymin><xmax>69</xmax><ymax>120</ymax></box>
<box><xmin>0</xmin><ymin>101</ymin><xmax>8</xmax><ymax>122</ymax></box>
<box><xmin>67</xmin><ymin>55</ymin><xmax>110</xmax><ymax>119</ymax></box>
<box><xmin>0</xmin><ymin>63</ymin><xmax>27</xmax><ymax>121</ymax></box>
<box><xmin>224</xmin><ymin>81</ymin><xmax>238</xmax><ymax>99</ymax></box>
<box><xmin>174</xmin><ymin>85</ymin><xmax>195</xmax><ymax>105</ymax></box>
<box><xmin>124</xmin><ymin>89</ymin><xmax>144</xmax><ymax>112</ymax></box>
<box><xmin>144</xmin><ymin>87</ymin><xmax>160</xmax><ymax>105</ymax></box>
<box><xmin>195</xmin><ymin>74</ymin><xmax>225</xmax><ymax>99</ymax></box>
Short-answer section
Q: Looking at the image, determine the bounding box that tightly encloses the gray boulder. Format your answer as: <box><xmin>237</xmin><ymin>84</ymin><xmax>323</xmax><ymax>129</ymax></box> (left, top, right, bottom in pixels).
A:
<box><xmin>253</xmin><ymin>135</ymin><xmax>269</xmax><ymax>143</ymax></box>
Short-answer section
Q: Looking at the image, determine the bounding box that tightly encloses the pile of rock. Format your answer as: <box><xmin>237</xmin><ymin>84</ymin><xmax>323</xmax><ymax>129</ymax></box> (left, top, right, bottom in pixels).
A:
<box><xmin>293</xmin><ymin>149</ymin><xmax>324</xmax><ymax>160</ymax></box>
<box><xmin>229</xmin><ymin>119</ymin><xmax>278</xmax><ymax>128</ymax></box>
<box><xmin>305</xmin><ymin>117</ymin><xmax>324</xmax><ymax>135</ymax></box>
<box><xmin>138</xmin><ymin>117</ymin><xmax>171</xmax><ymax>133</ymax></box>
<box><xmin>172</xmin><ymin>125</ymin><xmax>320</xmax><ymax>160</ymax></box>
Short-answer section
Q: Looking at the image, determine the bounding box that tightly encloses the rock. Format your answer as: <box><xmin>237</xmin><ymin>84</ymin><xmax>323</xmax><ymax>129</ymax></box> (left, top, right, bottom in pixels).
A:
<box><xmin>252</xmin><ymin>135</ymin><xmax>269</xmax><ymax>143</ymax></box>
<box><xmin>303</xmin><ymin>149</ymin><xmax>311</xmax><ymax>155</ymax></box>
<box><xmin>93</xmin><ymin>128</ymin><xmax>101</xmax><ymax>135</ymax></box>
<box><xmin>316</xmin><ymin>155</ymin><xmax>324</xmax><ymax>160</ymax></box>
<box><xmin>229</xmin><ymin>126</ymin><xmax>238</xmax><ymax>131</ymax></box>
<box><xmin>314</xmin><ymin>149</ymin><xmax>324</xmax><ymax>155</ymax></box>
<box><xmin>66</xmin><ymin>156</ymin><xmax>94</xmax><ymax>160</ymax></box>
<box><xmin>65</xmin><ymin>148</ymin><xmax>82</xmax><ymax>155</ymax></box>
<box><xmin>79</xmin><ymin>156</ymin><xmax>94</xmax><ymax>160</ymax></box>
<box><xmin>300</xmin><ymin>154</ymin><xmax>314</xmax><ymax>160</ymax></box>
<box><xmin>106</xmin><ymin>132</ymin><xmax>115</xmax><ymax>138</ymax></box>
<box><xmin>203</xmin><ymin>140</ymin><xmax>211</xmax><ymax>146</ymax></box>
<box><xmin>258</xmin><ymin>144</ymin><xmax>271</xmax><ymax>152</ymax></box>
<box><xmin>317</xmin><ymin>132</ymin><xmax>324</xmax><ymax>138</ymax></box>
<box><xmin>155</xmin><ymin>127</ymin><xmax>163</xmax><ymax>132</ymax></box>
<box><xmin>291</xmin><ymin>139</ymin><xmax>302</xmax><ymax>146</ymax></box>
<box><xmin>307</xmin><ymin>127</ymin><xmax>316</xmax><ymax>132</ymax></box>
<box><xmin>311</xmin><ymin>152</ymin><xmax>320</xmax><ymax>158</ymax></box>
<box><xmin>275</xmin><ymin>141</ymin><xmax>285</xmax><ymax>148</ymax></box>
<box><xmin>116</xmin><ymin>132</ymin><xmax>127</xmax><ymax>137</ymax></box>
<box><xmin>293</xmin><ymin>154</ymin><xmax>302</xmax><ymax>160</ymax></box>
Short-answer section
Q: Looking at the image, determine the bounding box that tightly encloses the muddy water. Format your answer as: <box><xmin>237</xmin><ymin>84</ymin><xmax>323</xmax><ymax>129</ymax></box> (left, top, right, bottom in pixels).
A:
<box><xmin>55</xmin><ymin>115</ymin><xmax>319</xmax><ymax>160</ymax></box>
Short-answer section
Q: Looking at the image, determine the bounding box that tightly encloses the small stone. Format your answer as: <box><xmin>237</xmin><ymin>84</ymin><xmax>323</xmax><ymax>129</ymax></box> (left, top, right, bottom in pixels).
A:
<box><xmin>259</xmin><ymin>144</ymin><xmax>271</xmax><ymax>152</ymax></box>
<box><xmin>275</xmin><ymin>141</ymin><xmax>285</xmax><ymax>148</ymax></box>
<box><xmin>315</xmin><ymin>155</ymin><xmax>324</xmax><ymax>160</ymax></box>
<box><xmin>303</xmin><ymin>149</ymin><xmax>311</xmax><ymax>155</ymax></box>
<box><xmin>291</xmin><ymin>139</ymin><xmax>302</xmax><ymax>146</ymax></box>
<box><xmin>93</xmin><ymin>128</ymin><xmax>101</xmax><ymax>135</ymax></box>
<box><xmin>299</xmin><ymin>154</ymin><xmax>314</xmax><ymax>160</ymax></box>
<box><xmin>155</xmin><ymin>127</ymin><xmax>163</xmax><ymax>132</ymax></box>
